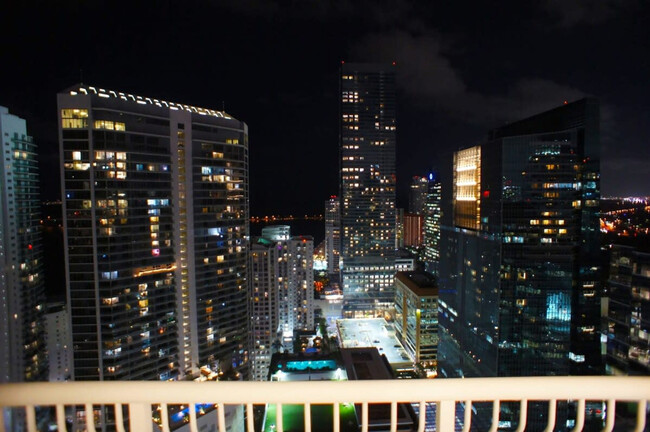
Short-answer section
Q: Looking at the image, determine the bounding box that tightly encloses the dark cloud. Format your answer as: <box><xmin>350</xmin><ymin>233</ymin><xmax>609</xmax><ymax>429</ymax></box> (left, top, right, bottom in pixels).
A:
<box><xmin>351</xmin><ymin>31</ymin><xmax>588</xmax><ymax>125</ymax></box>
<box><xmin>217</xmin><ymin>0</ymin><xmax>414</xmax><ymax>28</ymax></box>
<box><xmin>540</xmin><ymin>0</ymin><xmax>642</xmax><ymax>27</ymax></box>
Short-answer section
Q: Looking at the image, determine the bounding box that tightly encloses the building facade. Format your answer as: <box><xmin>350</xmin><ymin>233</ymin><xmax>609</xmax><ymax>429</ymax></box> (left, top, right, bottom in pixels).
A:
<box><xmin>0</xmin><ymin>107</ymin><xmax>48</xmax><ymax>431</ymax></box>
<box><xmin>324</xmin><ymin>196</ymin><xmax>341</xmax><ymax>275</ymax></box>
<box><xmin>408</xmin><ymin>176</ymin><xmax>428</xmax><ymax>215</ymax></box>
<box><xmin>403</xmin><ymin>213</ymin><xmax>424</xmax><ymax>249</ymax></box>
<box><xmin>57</xmin><ymin>85</ymin><xmax>249</xmax><ymax>383</ymax></box>
<box><xmin>249</xmin><ymin>238</ymin><xmax>281</xmax><ymax>381</ymax></box>
<box><xmin>259</xmin><ymin>226</ymin><xmax>314</xmax><ymax>349</ymax></box>
<box><xmin>394</xmin><ymin>272</ymin><xmax>439</xmax><ymax>369</ymax></box>
<box><xmin>0</xmin><ymin>106</ymin><xmax>48</xmax><ymax>385</ymax></box>
<box><xmin>606</xmin><ymin>245</ymin><xmax>650</xmax><ymax>375</ymax></box>
<box><xmin>439</xmin><ymin>98</ymin><xmax>601</xmax><ymax>380</ymax></box>
<box><xmin>422</xmin><ymin>172</ymin><xmax>442</xmax><ymax>274</ymax></box>
<box><xmin>44</xmin><ymin>302</ymin><xmax>73</xmax><ymax>382</ymax></box>
<box><xmin>339</xmin><ymin>63</ymin><xmax>397</xmax><ymax>318</ymax></box>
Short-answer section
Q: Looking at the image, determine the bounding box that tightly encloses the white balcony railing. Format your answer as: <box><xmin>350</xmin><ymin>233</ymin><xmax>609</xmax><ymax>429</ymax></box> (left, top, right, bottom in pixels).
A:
<box><xmin>1</xmin><ymin>376</ymin><xmax>649</xmax><ymax>432</ymax></box>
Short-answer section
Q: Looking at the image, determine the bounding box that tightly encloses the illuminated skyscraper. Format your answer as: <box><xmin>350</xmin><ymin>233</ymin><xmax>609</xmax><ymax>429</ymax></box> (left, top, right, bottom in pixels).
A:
<box><xmin>57</xmin><ymin>85</ymin><xmax>249</xmax><ymax>384</ymax></box>
<box><xmin>422</xmin><ymin>172</ymin><xmax>442</xmax><ymax>274</ymax></box>
<box><xmin>249</xmin><ymin>238</ymin><xmax>280</xmax><ymax>381</ymax></box>
<box><xmin>439</xmin><ymin>98</ymin><xmax>601</xmax><ymax>380</ymax></box>
<box><xmin>0</xmin><ymin>107</ymin><xmax>48</xmax><ymax>430</ymax></box>
<box><xmin>260</xmin><ymin>226</ymin><xmax>314</xmax><ymax>340</ymax></box>
<box><xmin>409</xmin><ymin>176</ymin><xmax>428</xmax><ymax>215</ymax></box>
<box><xmin>0</xmin><ymin>106</ymin><xmax>48</xmax><ymax>385</ymax></box>
<box><xmin>0</xmin><ymin>110</ymin><xmax>48</xmax><ymax>387</ymax></box>
<box><xmin>438</xmin><ymin>98</ymin><xmax>601</xmax><ymax>429</ymax></box>
<box><xmin>324</xmin><ymin>196</ymin><xmax>341</xmax><ymax>275</ymax></box>
<box><xmin>339</xmin><ymin>63</ymin><xmax>397</xmax><ymax>318</ymax></box>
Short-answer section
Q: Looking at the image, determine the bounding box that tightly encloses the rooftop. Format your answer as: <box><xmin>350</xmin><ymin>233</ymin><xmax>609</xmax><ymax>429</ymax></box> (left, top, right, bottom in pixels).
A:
<box><xmin>62</xmin><ymin>84</ymin><xmax>234</xmax><ymax>120</ymax></box>
<box><xmin>395</xmin><ymin>271</ymin><xmax>438</xmax><ymax>297</ymax></box>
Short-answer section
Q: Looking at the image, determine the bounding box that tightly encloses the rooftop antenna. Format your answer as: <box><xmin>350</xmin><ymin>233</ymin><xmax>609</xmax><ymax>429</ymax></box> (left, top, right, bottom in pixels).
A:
<box><xmin>80</xmin><ymin>68</ymin><xmax>84</xmax><ymax>85</ymax></box>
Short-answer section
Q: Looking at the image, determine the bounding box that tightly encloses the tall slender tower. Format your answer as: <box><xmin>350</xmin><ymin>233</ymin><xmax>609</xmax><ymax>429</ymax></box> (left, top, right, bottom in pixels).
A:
<box><xmin>409</xmin><ymin>176</ymin><xmax>428</xmax><ymax>215</ymax></box>
<box><xmin>0</xmin><ymin>106</ymin><xmax>48</xmax><ymax>384</ymax></box>
<box><xmin>57</xmin><ymin>85</ymin><xmax>249</xmax><ymax>384</ymax></box>
<box><xmin>249</xmin><ymin>238</ymin><xmax>280</xmax><ymax>381</ymax></box>
<box><xmin>324</xmin><ymin>196</ymin><xmax>340</xmax><ymax>275</ymax></box>
<box><xmin>422</xmin><ymin>172</ymin><xmax>442</xmax><ymax>274</ymax></box>
<box><xmin>0</xmin><ymin>106</ymin><xmax>48</xmax><ymax>430</ymax></box>
<box><xmin>339</xmin><ymin>63</ymin><xmax>397</xmax><ymax>318</ymax></box>
<box><xmin>260</xmin><ymin>226</ymin><xmax>314</xmax><ymax>339</ymax></box>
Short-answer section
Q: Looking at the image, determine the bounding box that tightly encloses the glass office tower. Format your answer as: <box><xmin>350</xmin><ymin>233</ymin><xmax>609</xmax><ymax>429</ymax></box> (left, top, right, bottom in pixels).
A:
<box><xmin>339</xmin><ymin>63</ymin><xmax>397</xmax><ymax>318</ymax></box>
<box><xmin>439</xmin><ymin>98</ymin><xmax>601</xmax><ymax>380</ymax></box>
<box><xmin>422</xmin><ymin>172</ymin><xmax>442</xmax><ymax>274</ymax></box>
<box><xmin>57</xmin><ymin>85</ymin><xmax>249</xmax><ymax>383</ymax></box>
<box><xmin>438</xmin><ymin>98</ymin><xmax>601</xmax><ymax>429</ymax></box>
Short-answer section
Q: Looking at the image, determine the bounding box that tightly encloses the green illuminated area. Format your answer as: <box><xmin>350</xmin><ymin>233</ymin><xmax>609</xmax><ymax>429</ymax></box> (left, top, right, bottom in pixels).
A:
<box><xmin>263</xmin><ymin>403</ymin><xmax>358</xmax><ymax>432</ymax></box>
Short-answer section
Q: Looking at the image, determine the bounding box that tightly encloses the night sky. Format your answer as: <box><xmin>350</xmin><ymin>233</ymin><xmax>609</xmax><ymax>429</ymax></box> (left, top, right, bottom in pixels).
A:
<box><xmin>2</xmin><ymin>1</ymin><xmax>649</xmax><ymax>215</ymax></box>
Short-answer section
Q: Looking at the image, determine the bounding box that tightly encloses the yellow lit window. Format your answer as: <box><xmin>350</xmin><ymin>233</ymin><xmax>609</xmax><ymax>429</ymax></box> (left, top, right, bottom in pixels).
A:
<box><xmin>61</xmin><ymin>109</ymin><xmax>88</xmax><ymax>129</ymax></box>
<box><xmin>94</xmin><ymin>120</ymin><xmax>114</xmax><ymax>130</ymax></box>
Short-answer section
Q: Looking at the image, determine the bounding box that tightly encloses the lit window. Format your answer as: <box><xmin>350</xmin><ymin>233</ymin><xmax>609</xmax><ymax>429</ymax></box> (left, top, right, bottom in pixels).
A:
<box><xmin>61</xmin><ymin>109</ymin><xmax>88</xmax><ymax>129</ymax></box>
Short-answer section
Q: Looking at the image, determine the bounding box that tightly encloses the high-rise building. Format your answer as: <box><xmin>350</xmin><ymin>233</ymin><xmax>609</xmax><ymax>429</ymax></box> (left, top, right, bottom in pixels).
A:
<box><xmin>394</xmin><ymin>271</ymin><xmax>439</xmax><ymax>370</ymax></box>
<box><xmin>0</xmin><ymin>106</ymin><xmax>48</xmax><ymax>429</ymax></box>
<box><xmin>324</xmin><ymin>196</ymin><xmax>341</xmax><ymax>275</ymax></box>
<box><xmin>0</xmin><ymin>106</ymin><xmax>48</xmax><ymax>383</ymax></box>
<box><xmin>403</xmin><ymin>213</ymin><xmax>424</xmax><ymax>249</ymax></box>
<box><xmin>409</xmin><ymin>176</ymin><xmax>428</xmax><ymax>215</ymax></box>
<box><xmin>439</xmin><ymin>98</ymin><xmax>601</xmax><ymax>380</ymax></box>
<box><xmin>422</xmin><ymin>171</ymin><xmax>442</xmax><ymax>274</ymax></box>
<box><xmin>339</xmin><ymin>62</ymin><xmax>397</xmax><ymax>318</ymax></box>
<box><xmin>57</xmin><ymin>85</ymin><xmax>249</xmax><ymax>383</ymax></box>
<box><xmin>259</xmin><ymin>226</ymin><xmax>314</xmax><ymax>347</ymax></box>
<box><xmin>606</xmin><ymin>245</ymin><xmax>650</xmax><ymax>375</ymax></box>
<box><xmin>287</xmin><ymin>235</ymin><xmax>314</xmax><ymax>335</ymax></box>
<box><xmin>249</xmin><ymin>238</ymin><xmax>280</xmax><ymax>381</ymax></box>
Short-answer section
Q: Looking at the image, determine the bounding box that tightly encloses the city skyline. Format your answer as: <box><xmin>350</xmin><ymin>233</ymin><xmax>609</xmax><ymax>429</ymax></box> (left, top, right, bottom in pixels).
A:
<box><xmin>2</xmin><ymin>1</ymin><xmax>649</xmax><ymax>217</ymax></box>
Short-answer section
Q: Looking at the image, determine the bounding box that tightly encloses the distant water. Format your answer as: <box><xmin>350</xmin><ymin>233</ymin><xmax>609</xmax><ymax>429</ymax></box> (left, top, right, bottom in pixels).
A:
<box><xmin>251</xmin><ymin>219</ymin><xmax>325</xmax><ymax>246</ymax></box>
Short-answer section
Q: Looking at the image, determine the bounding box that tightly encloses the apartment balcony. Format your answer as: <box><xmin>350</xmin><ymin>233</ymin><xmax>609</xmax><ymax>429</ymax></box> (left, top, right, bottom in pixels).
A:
<box><xmin>1</xmin><ymin>376</ymin><xmax>649</xmax><ymax>432</ymax></box>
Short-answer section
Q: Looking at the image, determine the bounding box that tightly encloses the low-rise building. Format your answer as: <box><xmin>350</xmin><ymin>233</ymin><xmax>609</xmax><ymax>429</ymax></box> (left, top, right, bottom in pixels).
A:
<box><xmin>394</xmin><ymin>272</ymin><xmax>439</xmax><ymax>370</ymax></box>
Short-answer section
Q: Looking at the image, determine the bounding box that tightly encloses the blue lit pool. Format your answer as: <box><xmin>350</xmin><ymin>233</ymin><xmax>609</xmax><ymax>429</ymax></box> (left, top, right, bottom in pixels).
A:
<box><xmin>171</xmin><ymin>403</ymin><xmax>214</xmax><ymax>422</ymax></box>
<box><xmin>284</xmin><ymin>360</ymin><xmax>338</xmax><ymax>371</ymax></box>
